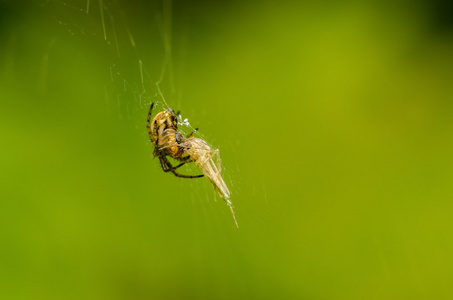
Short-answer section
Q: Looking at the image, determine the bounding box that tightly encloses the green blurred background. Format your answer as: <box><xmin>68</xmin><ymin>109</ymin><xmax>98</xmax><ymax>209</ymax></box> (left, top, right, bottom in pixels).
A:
<box><xmin>1</xmin><ymin>0</ymin><xmax>453</xmax><ymax>299</ymax></box>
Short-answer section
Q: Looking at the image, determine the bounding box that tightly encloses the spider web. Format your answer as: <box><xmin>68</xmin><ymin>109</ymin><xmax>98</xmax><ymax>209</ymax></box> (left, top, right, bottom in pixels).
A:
<box><xmin>36</xmin><ymin>0</ymin><xmax>171</xmax><ymax>115</ymax></box>
<box><xmin>32</xmin><ymin>0</ymin><xmax>248</xmax><ymax>228</ymax></box>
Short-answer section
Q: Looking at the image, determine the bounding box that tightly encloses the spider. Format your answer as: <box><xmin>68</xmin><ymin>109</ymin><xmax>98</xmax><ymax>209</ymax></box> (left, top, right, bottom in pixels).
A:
<box><xmin>146</xmin><ymin>102</ymin><xmax>204</xmax><ymax>178</ymax></box>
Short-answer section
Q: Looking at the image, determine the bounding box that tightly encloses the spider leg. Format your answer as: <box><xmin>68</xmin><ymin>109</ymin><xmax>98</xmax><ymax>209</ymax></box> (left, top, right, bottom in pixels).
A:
<box><xmin>165</xmin><ymin>160</ymin><xmax>186</xmax><ymax>171</ymax></box>
<box><xmin>178</xmin><ymin>156</ymin><xmax>193</xmax><ymax>163</ymax></box>
<box><xmin>159</xmin><ymin>156</ymin><xmax>168</xmax><ymax>171</ymax></box>
<box><xmin>147</xmin><ymin>103</ymin><xmax>154</xmax><ymax>141</ymax></box>
<box><xmin>160</xmin><ymin>156</ymin><xmax>204</xmax><ymax>178</ymax></box>
<box><xmin>159</xmin><ymin>156</ymin><xmax>177</xmax><ymax>172</ymax></box>
<box><xmin>187</xmin><ymin>128</ymin><xmax>198</xmax><ymax>138</ymax></box>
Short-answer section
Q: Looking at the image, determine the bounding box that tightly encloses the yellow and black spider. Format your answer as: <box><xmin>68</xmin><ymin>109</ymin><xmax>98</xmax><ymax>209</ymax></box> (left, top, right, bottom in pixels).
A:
<box><xmin>146</xmin><ymin>103</ymin><xmax>203</xmax><ymax>178</ymax></box>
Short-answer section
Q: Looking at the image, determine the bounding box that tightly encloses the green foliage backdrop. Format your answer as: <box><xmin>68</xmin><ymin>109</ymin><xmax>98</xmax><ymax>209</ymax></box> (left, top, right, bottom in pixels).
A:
<box><xmin>1</xmin><ymin>0</ymin><xmax>453</xmax><ymax>299</ymax></box>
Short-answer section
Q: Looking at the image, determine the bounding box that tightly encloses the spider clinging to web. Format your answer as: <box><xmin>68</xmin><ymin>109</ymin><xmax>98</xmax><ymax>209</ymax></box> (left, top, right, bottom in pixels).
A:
<box><xmin>146</xmin><ymin>102</ymin><xmax>238</xmax><ymax>227</ymax></box>
<box><xmin>146</xmin><ymin>102</ymin><xmax>203</xmax><ymax>178</ymax></box>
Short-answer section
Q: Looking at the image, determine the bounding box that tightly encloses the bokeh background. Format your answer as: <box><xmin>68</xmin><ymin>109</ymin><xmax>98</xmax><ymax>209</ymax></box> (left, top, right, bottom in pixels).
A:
<box><xmin>1</xmin><ymin>0</ymin><xmax>453</xmax><ymax>299</ymax></box>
